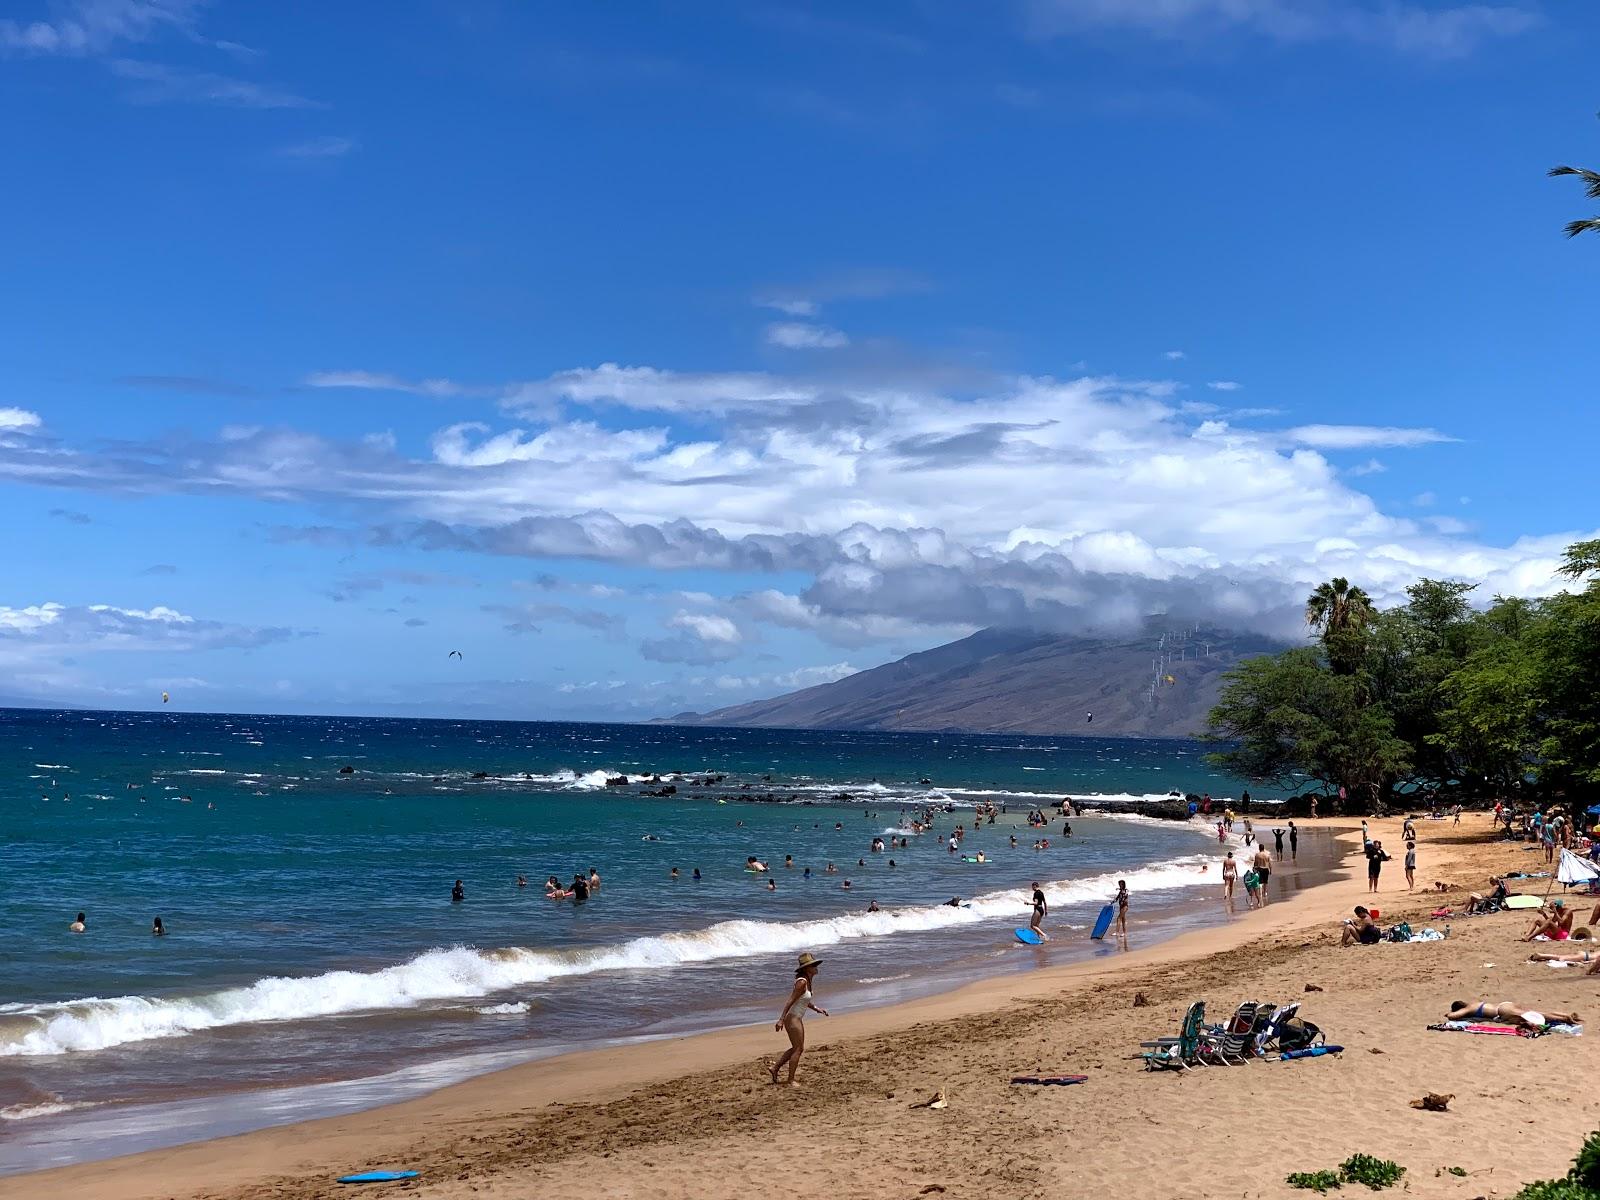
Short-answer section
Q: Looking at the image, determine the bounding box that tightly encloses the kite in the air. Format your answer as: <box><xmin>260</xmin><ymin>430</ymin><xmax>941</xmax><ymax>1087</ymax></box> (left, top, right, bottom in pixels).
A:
<box><xmin>448</xmin><ymin>650</ymin><xmax>463</xmax><ymax>659</ymax></box>
<box><xmin>161</xmin><ymin>692</ymin><xmax>169</xmax><ymax>704</ymax></box>
<box><xmin>1086</xmin><ymin>712</ymin><xmax>1093</xmax><ymax>724</ymax></box>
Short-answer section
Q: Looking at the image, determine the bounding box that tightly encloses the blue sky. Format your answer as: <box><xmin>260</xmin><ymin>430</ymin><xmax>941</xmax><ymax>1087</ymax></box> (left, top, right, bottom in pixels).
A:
<box><xmin>1</xmin><ymin>0</ymin><xmax>1596</xmax><ymax>719</ymax></box>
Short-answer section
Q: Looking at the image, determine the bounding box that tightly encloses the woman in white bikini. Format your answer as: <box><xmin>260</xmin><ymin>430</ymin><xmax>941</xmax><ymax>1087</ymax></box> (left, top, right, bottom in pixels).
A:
<box><xmin>771</xmin><ymin>952</ymin><xmax>828</xmax><ymax>1086</ymax></box>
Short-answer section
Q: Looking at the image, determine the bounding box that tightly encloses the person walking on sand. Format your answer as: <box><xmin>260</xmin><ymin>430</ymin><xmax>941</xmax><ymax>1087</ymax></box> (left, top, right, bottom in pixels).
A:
<box><xmin>1113</xmin><ymin>880</ymin><xmax>1130</xmax><ymax>949</ymax></box>
<box><xmin>770</xmin><ymin>952</ymin><xmax>828</xmax><ymax>1086</ymax></box>
<box><xmin>1365</xmin><ymin>839</ymin><xmax>1390</xmax><ymax>893</ymax></box>
<box><xmin>1221</xmin><ymin>850</ymin><xmax>1238</xmax><ymax>911</ymax></box>
<box><xmin>1404</xmin><ymin>840</ymin><xmax>1417</xmax><ymax>891</ymax></box>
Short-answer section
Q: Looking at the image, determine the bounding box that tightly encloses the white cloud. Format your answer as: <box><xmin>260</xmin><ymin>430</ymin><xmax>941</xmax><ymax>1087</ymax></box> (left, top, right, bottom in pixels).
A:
<box><xmin>1286</xmin><ymin>424</ymin><xmax>1454</xmax><ymax>450</ymax></box>
<box><xmin>0</xmin><ymin>0</ymin><xmax>198</xmax><ymax>56</ymax></box>
<box><xmin>1023</xmin><ymin>0</ymin><xmax>1541</xmax><ymax>58</ymax></box>
<box><xmin>0</xmin><ymin>407</ymin><xmax>42</xmax><ymax>432</ymax></box>
<box><xmin>0</xmin><ymin>601</ymin><xmax>292</xmax><ymax>651</ymax></box>
<box><xmin>305</xmin><ymin>371</ymin><xmax>477</xmax><ymax>397</ymax></box>
<box><xmin>1348</xmin><ymin>458</ymin><xmax>1387</xmax><ymax>476</ymax></box>
<box><xmin>2</xmin><ymin>360</ymin><xmax>1586</xmax><ymax>649</ymax></box>
<box><xmin>1163</xmin><ymin>349</ymin><xmax>1186</xmax><ymax>360</ymax></box>
<box><xmin>1412</xmin><ymin>491</ymin><xmax>1437</xmax><ymax>507</ymax></box>
<box><xmin>1207</xmin><ymin>380</ymin><xmax>1241</xmax><ymax>391</ymax></box>
<box><xmin>109</xmin><ymin>59</ymin><xmax>319</xmax><ymax>109</ymax></box>
<box><xmin>764</xmin><ymin>322</ymin><xmax>850</xmax><ymax>350</ymax></box>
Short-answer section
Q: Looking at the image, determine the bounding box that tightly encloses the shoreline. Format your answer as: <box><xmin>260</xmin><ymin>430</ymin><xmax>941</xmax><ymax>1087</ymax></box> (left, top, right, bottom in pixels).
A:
<box><xmin>1</xmin><ymin>813</ymin><xmax>1336</xmax><ymax>1176</ymax></box>
<box><xmin>1</xmin><ymin>817</ymin><xmax>1426</xmax><ymax>1200</ymax></box>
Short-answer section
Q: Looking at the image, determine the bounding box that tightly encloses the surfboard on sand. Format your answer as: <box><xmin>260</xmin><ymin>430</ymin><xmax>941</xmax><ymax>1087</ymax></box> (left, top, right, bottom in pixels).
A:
<box><xmin>1015</xmin><ymin>927</ymin><xmax>1043</xmax><ymax>944</ymax></box>
<box><xmin>1090</xmin><ymin>903</ymin><xmax>1115</xmax><ymax>940</ymax></box>
<box><xmin>339</xmin><ymin>1171</ymin><xmax>420</xmax><ymax>1184</ymax></box>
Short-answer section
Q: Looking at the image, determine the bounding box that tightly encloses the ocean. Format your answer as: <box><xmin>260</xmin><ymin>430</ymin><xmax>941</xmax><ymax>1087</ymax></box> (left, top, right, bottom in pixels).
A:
<box><xmin>0</xmin><ymin>708</ymin><xmax>1324</xmax><ymax>1173</ymax></box>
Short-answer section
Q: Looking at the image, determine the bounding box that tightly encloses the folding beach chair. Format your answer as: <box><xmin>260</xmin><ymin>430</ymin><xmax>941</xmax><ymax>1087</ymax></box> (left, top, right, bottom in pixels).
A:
<box><xmin>1201</xmin><ymin>1001</ymin><xmax>1260</xmax><ymax>1066</ymax></box>
<box><xmin>1140</xmin><ymin>1001</ymin><xmax>1208</xmax><ymax>1071</ymax></box>
<box><xmin>1251</xmin><ymin>1002</ymin><xmax>1300</xmax><ymax>1058</ymax></box>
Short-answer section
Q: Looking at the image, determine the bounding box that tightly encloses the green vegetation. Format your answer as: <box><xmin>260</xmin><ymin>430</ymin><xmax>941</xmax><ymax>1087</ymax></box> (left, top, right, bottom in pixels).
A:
<box><xmin>1287</xmin><ymin>1169</ymin><xmax>1343</xmax><ymax>1193</ymax></box>
<box><xmin>1550</xmin><ymin>163</ymin><xmax>1600</xmax><ymax>238</ymax></box>
<box><xmin>1512</xmin><ymin>1129</ymin><xmax>1600</xmax><ymax>1199</ymax></box>
<box><xmin>1286</xmin><ymin>1155</ymin><xmax>1407</xmax><ymax>1193</ymax></box>
<box><xmin>1204</xmin><ymin>540</ymin><xmax>1600</xmax><ymax>812</ymax></box>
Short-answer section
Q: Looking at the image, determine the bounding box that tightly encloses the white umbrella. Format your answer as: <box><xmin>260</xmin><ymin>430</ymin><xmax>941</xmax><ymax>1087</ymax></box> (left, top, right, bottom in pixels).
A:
<box><xmin>1558</xmin><ymin>848</ymin><xmax>1599</xmax><ymax>887</ymax></box>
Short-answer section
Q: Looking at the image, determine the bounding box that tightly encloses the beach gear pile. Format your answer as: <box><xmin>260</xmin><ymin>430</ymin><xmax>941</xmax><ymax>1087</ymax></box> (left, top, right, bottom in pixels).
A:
<box><xmin>1140</xmin><ymin>1000</ymin><xmax>1336</xmax><ymax>1070</ymax></box>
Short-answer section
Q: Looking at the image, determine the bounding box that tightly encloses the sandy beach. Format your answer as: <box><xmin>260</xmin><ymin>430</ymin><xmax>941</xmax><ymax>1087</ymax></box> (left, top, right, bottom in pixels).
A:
<box><xmin>8</xmin><ymin>815</ymin><xmax>1595</xmax><ymax>1200</ymax></box>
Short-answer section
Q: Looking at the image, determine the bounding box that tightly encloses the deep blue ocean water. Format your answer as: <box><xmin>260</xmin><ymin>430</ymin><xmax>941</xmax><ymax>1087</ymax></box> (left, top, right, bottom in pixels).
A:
<box><xmin>0</xmin><ymin>708</ymin><xmax>1314</xmax><ymax>1171</ymax></box>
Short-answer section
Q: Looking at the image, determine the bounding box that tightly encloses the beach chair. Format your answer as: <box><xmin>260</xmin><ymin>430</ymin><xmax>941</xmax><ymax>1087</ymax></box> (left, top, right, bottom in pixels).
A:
<box><xmin>1140</xmin><ymin>1001</ymin><xmax>1208</xmax><ymax>1071</ymax></box>
<box><xmin>1200</xmin><ymin>1001</ymin><xmax>1259</xmax><ymax>1066</ymax></box>
<box><xmin>1252</xmin><ymin>1002</ymin><xmax>1300</xmax><ymax>1058</ymax></box>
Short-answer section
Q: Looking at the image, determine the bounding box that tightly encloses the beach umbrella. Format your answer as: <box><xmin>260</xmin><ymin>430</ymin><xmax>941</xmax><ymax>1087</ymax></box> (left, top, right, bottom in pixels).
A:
<box><xmin>1559</xmin><ymin>848</ymin><xmax>1599</xmax><ymax>886</ymax></box>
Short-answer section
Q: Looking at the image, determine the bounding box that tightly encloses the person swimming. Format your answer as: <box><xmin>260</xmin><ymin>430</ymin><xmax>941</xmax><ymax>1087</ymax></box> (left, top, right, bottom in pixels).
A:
<box><xmin>693</xmin><ymin>867</ymin><xmax>702</xmax><ymax>881</ymax></box>
<box><xmin>451</xmin><ymin>880</ymin><xmax>465</xmax><ymax>903</ymax></box>
<box><xmin>69</xmin><ymin>912</ymin><xmax>86</xmax><ymax>933</ymax></box>
<box><xmin>671</xmin><ymin>867</ymin><xmax>680</xmax><ymax>879</ymax></box>
<box><xmin>151</xmin><ymin>916</ymin><xmax>165</xmax><ymax>936</ymax></box>
<box><xmin>768</xmin><ymin>878</ymin><xmax>777</xmax><ymax>891</ymax></box>
<box><xmin>517</xmin><ymin>875</ymin><xmax>528</xmax><ymax>888</ymax></box>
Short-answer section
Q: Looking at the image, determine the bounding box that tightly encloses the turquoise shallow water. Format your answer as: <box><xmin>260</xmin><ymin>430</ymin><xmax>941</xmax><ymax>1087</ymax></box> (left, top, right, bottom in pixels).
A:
<box><xmin>0</xmin><ymin>708</ymin><xmax>1309</xmax><ymax>1171</ymax></box>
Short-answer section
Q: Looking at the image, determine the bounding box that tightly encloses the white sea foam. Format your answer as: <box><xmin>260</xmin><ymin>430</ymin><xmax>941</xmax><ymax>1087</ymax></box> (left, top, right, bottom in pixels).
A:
<box><xmin>474</xmin><ymin>1001</ymin><xmax>532</xmax><ymax>1015</ymax></box>
<box><xmin>0</xmin><ymin>857</ymin><xmax>1216</xmax><ymax>1059</ymax></box>
<box><xmin>0</xmin><ymin>1099</ymin><xmax>97</xmax><ymax>1121</ymax></box>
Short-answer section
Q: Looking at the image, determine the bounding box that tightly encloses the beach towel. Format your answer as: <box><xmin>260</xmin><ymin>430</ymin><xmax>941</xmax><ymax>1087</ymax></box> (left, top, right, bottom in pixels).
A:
<box><xmin>1010</xmin><ymin>1075</ymin><xmax>1088</xmax><ymax>1086</ymax></box>
<box><xmin>1428</xmin><ymin>1021</ymin><xmax>1530</xmax><ymax>1036</ymax></box>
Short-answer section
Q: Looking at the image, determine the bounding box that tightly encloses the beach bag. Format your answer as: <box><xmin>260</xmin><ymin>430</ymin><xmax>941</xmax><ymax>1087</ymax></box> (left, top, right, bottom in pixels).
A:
<box><xmin>1278</xmin><ymin>1017</ymin><xmax>1322</xmax><ymax>1052</ymax></box>
<box><xmin>1386</xmin><ymin>922</ymin><xmax>1413</xmax><ymax>943</ymax></box>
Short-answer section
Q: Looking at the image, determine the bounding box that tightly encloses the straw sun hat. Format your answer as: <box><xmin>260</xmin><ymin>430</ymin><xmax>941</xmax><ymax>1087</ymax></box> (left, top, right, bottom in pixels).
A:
<box><xmin>795</xmin><ymin>952</ymin><xmax>823</xmax><ymax>974</ymax></box>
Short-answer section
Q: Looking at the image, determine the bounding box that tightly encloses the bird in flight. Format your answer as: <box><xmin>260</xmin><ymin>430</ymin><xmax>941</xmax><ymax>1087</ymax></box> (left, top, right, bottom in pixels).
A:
<box><xmin>448</xmin><ymin>650</ymin><xmax>463</xmax><ymax>659</ymax></box>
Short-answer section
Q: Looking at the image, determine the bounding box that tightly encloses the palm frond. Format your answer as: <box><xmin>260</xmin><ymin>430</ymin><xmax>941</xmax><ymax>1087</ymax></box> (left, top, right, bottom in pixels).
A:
<box><xmin>1563</xmin><ymin>217</ymin><xmax>1600</xmax><ymax>239</ymax></box>
<box><xmin>1549</xmin><ymin>165</ymin><xmax>1600</xmax><ymax>200</ymax></box>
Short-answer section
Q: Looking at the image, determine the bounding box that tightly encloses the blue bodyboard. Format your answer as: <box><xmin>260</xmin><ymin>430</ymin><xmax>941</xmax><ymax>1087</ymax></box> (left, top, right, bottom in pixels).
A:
<box><xmin>1090</xmin><ymin>903</ymin><xmax>1115</xmax><ymax>940</ymax></box>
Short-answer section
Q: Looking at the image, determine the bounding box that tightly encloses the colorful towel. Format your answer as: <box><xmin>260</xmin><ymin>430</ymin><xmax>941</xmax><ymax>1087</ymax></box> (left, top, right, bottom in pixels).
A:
<box><xmin>1428</xmin><ymin>1021</ymin><xmax>1528</xmax><ymax>1036</ymax></box>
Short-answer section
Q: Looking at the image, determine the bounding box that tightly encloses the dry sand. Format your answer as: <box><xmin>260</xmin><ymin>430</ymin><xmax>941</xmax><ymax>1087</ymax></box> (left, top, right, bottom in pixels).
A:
<box><xmin>8</xmin><ymin>816</ymin><xmax>1598</xmax><ymax>1200</ymax></box>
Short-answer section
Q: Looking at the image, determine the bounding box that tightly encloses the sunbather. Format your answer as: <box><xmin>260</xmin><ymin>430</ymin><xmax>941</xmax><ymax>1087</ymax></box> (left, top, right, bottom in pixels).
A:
<box><xmin>1528</xmin><ymin>947</ymin><xmax>1598</xmax><ymax>964</ymax></box>
<box><xmin>1524</xmin><ymin>900</ymin><xmax>1574</xmax><ymax>941</ymax></box>
<box><xmin>1446</xmin><ymin>1000</ymin><xmax>1579</xmax><ymax>1027</ymax></box>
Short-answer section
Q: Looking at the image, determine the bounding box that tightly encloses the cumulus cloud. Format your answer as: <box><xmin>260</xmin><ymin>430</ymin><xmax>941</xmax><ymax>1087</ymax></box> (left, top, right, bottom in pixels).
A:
<box><xmin>0</xmin><ymin>407</ymin><xmax>43</xmax><ymax>432</ymax></box>
<box><xmin>0</xmin><ymin>362</ymin><xmax>1584</xmax><ymax>654</ymax></box>
<box><xmin>0</xmin><ymin>601</ymin><xmax>294</xmax><ymax>651</ymax></box>
<box><xmin>764</xmin><ymin>322</ymin><xmax>850</xmax><ymax>350</ymax></box>
<box><xmin>1207</xmin><ymin>380</ymin><xmax>1242</xmax><ymax>391</ymax></box>
<box><xmin>641</xmin><ymin>610</ymin><xmax>745</xmax><ymax>664</ymax></box>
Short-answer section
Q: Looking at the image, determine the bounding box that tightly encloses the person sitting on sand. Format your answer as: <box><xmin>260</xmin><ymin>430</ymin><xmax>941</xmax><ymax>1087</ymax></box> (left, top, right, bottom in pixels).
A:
<box><xmin>69</xmin><ymin>911</ymin><xmax>86</xmax><ymax>933</ymax></box>
<box><xmin>1341</xmin><ymin>906</ymin><xmax>1382</xmax><ymax>946</ymax></box>
<box><xmin>770</xmin><ymin>952</ymin><xmax>828</xmax><ymax>1087</ymax></box>
<box><xmin>1447</xmin><ymin>1000</ymin><xmax>1579</xmax><ymax>1027</ymax></box>
<box><xmin>1525</xmin><ymin>900</ymin><xmax>1575</xmax><ymax>941</ymax></box>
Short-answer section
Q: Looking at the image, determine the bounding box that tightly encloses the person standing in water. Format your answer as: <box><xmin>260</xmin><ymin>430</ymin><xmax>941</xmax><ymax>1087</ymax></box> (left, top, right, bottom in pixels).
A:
<box><xmin>151</xmin><ymin>917</ymin><xmax>165</xmax><ymax>936</ymax></box>
<box><xmin>1252</xmin><ymin>843</ymin><xmax>1273</xmax><ymax>905</ymax></box>
<box><xmin>69</xmin><ymin>912</ymin><xmax>86</xmax><ymax>933</ymax></box>
<box><xmin>451</xmin><ymin>879</ymin><xmax>465</xmax><ymax>903</ymax></box>
<box><xmin>1113</xmin><ymin>880</ymin><xmax>1129</xmax><ymax>949</ymax></box>
<box><xmin>1288</xmin><ymin>820</ymin><xmax>1299</xmax><ymax>859</ymax></box>
<box><xmin>1221</xmin><ymin>851</ymin><xmax>1238</xmax><ymax>911</ymax></box>
<box><xmin>770</xmin><ymin>952</ymin><xmax>828</xmax><ymax>1087</ymax></box>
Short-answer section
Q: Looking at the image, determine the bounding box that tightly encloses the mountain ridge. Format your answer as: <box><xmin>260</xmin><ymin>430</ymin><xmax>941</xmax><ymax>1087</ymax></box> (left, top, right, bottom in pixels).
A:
<box><xmin>659</xmin><ymin>626</ymin><xmax>1287</xmax><ymax>738</ymax></box>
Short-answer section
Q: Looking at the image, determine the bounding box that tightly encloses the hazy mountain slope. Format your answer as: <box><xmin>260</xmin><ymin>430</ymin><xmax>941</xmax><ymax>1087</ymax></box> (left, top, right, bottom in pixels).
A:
<box><xmin>661</xmin><ymin>627</ymin><xmax>1285</xmax><ymax>738</ymax></box>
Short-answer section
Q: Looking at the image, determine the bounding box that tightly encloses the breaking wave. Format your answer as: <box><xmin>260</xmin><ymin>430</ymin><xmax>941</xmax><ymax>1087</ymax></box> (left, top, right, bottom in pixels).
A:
<box><xmin>0</xmin><ymin>857</ymin><xmax>1213</xmax><ymax>1059</ymax></box>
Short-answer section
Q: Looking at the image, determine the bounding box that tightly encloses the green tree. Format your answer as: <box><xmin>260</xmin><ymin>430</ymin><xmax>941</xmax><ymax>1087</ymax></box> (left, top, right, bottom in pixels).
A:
<box><xmin>1203</xmin><ymin>648</ymin><xmax>1411</xmax><ymax>809</ymax></box>
<box><xmin>1305</xmin><ymin>577</ymin><xmax>1376</xmax><ymax>674</ymax></box>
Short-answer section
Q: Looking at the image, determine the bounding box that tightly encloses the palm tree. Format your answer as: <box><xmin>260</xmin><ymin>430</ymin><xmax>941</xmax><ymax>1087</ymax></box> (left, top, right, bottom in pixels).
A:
<box><xmin>1548</xmin><ymin>164</ymin><xmax>1600</xmax><ymax>238</ymax></box>
<box><xmin>1305</xmin><ymin>578</ymin><xmax>1376</xmax><ymax>638</ymax></box>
